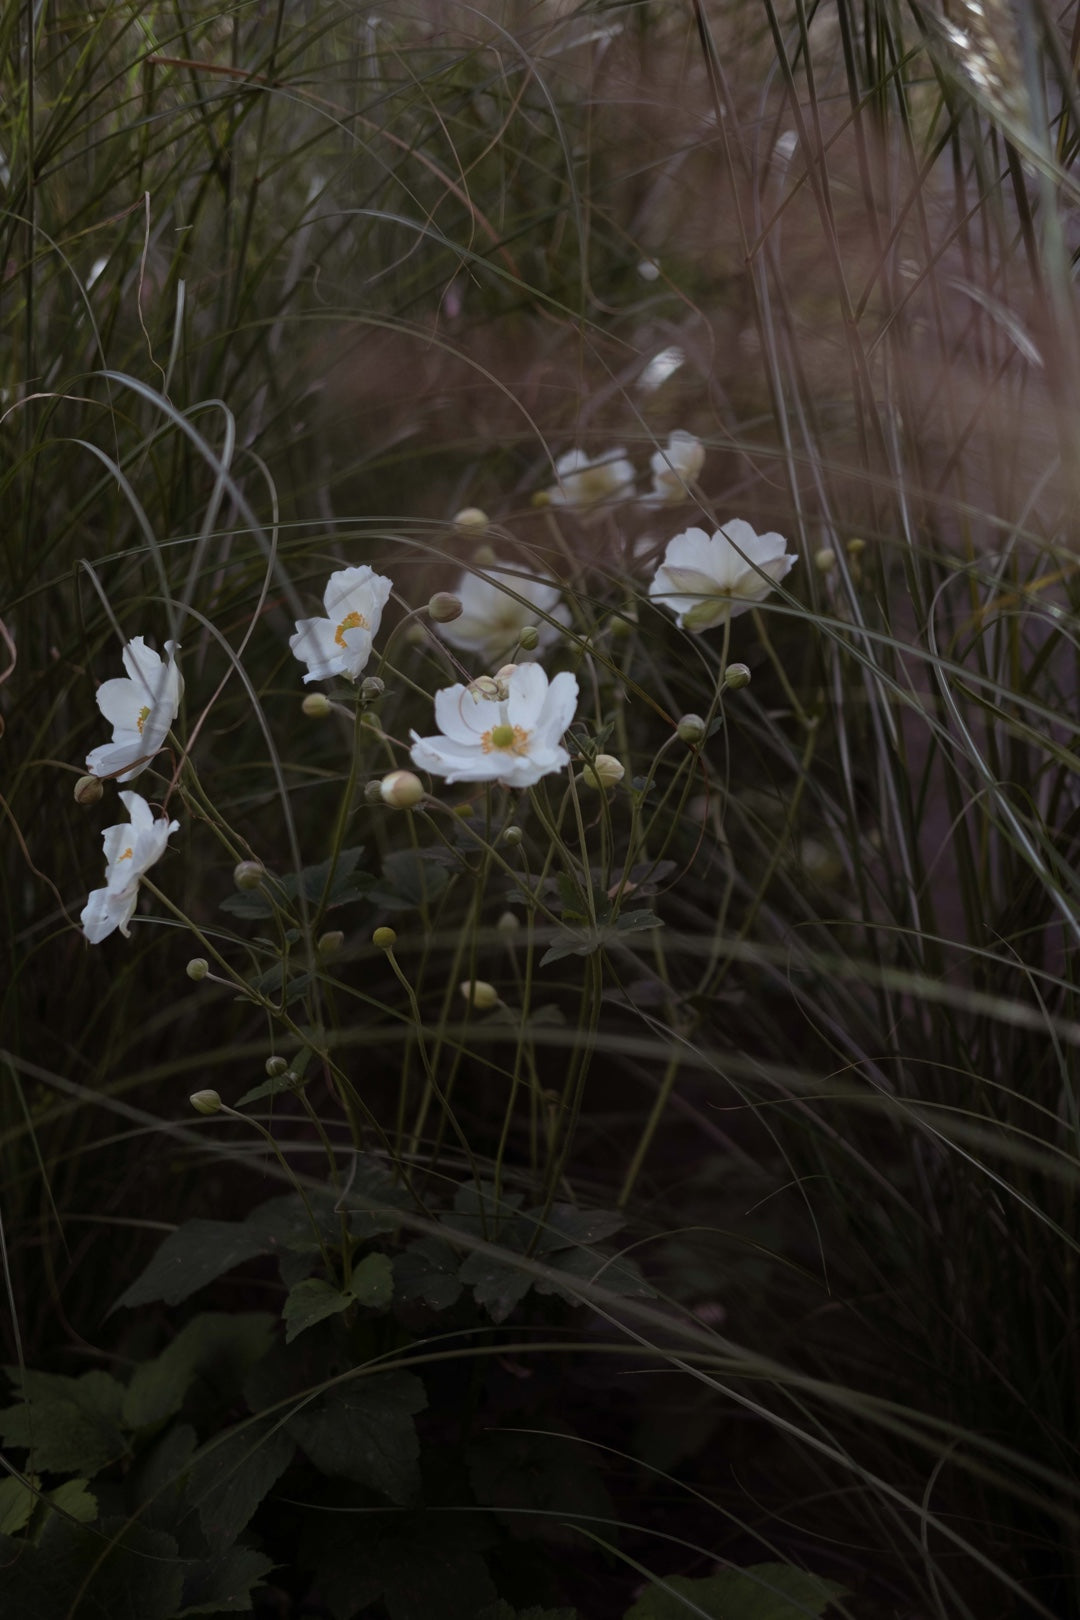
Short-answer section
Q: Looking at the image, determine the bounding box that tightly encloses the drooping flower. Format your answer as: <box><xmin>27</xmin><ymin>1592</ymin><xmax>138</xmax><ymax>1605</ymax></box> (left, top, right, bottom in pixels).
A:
<box><xmin>289</xmin><ymin>566</ymin><xmax>393</xmax><ymax>684</ymax></box>
<box><xmin>644</xmin><ymin>431</ymin><xmax>705</xmax><ymax>505</ymax></box>
<box><xmin>410</xmin><ymin>662</ymin><xmax>578</xmax><ymax>788</ymax></box>
<box><xmin>649</xmin><ymin>521</ymin><xmax>797</xmax><ymax>630</ymax></box>
<box><xmin>434</xmin><ymin>562</ymin><xmax>569</xmax><ymax>665</ymax></box>
<box><xmin>545</xmin><ymin>447</ymin><xmax>636</xmax><ymax>508</ymax></box>
<box><xmin>80</xmin><ymin>790</ymin><xmax>180</xmax><ymax>944</ymax></box>
<box><xmin>85</xmin><ymin>638</ymin><xmax>183</xmax><ymax>782</ymax></box>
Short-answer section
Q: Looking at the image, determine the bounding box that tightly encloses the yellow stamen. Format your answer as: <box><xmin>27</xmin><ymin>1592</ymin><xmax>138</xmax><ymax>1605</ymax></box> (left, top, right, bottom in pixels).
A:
<box><xmin>482</xmin><ymin>723</ymin><xmax>530</xmax><ymax>755</ymax></box>
<box><xmin>118</xmin><ymin>846</ymin><xmax>133</xmax><ymax>861</ymax></box>
<box><xmin>135</xmin><ymin>704</ymin><xmax>151</xmax><ymax>734</ymax></box>
<box><xmin>335</xmin><ymin>609</ymin><xmax>369</xmax><ymax>647</ymax></box>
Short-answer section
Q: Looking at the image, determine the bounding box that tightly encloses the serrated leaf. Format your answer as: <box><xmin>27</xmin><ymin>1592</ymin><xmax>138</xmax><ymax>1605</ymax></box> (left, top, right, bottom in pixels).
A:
<box><xmin>178</xmin><ymin>1545</ymin><xmax>276</xmax><ymax>1615</ymax></box>
<box><xmin>614</xmin><ymin>908</ymin><xmax>662</xmax><ymax>935</ymax></box>
<box><xmin>286</xmin><ymin>1370</ymin><xmax>426</xmax><ymax>1501</ymax></box>
<box><xmin>349</xmin><ymin>1251</ymin><xmax>393</xmax><ymax>1309</ymax></box>
<box><xmin>186</xmin><ymin>1420</ymin><xmax>295</xmax><ymax>1554</ymax></box>
<box><xmin>0</xmin><ymin>1371</ymin><xmax>128</xmax><ymax>1475</ymax></box>
<box><xmin>622</xmin><ymin>1564</ymin><xmax>847</xmax><ymax>1620</ymax></box>
<box><xmin>367</xmin><ymin>848</ymin><xmax>451</xmax><ymax>911</ymax></box>
<box><xmin>45</xmin><ymin>1478</ymin><xmax>98</xmax><ymax>1527</ymax></box>
<box><xmin>459</xmin><ymin>1250</ymin><xmax>534</xmax><ymax>1323</ymax></box>
<box><xmin>0</xmin><ymin>1474</ymin><xmax>37</xmax><ymax>1535</ymax></box>
<box><xmin>116</xmin><ymin>1221</ymin><xmax>270</xmax><ymax>1310</ymax></box>
<box><xmin>123</xmin><ymin>1315</ymin><xmax>275</xmax><ymax>1429</ymax></box>
<box><xmin>283</xmin><ymin>1279</ymin><xmax>352</xmax><ymax>1343</ymax></box>
<box><xmin>535</xmin><ymin>1245</ymin><xmax>655</xmax><ymax>1303</ymax></box>
<box><xmin>393</xmin><ymin>1238</ymin><xmax>463</xmax><ymax>1311</ymax></box>
<box><xmin>221</xmin><ymin>848</ymin><xmax>371</xmax><ymax>921</ymax></box>
<box><xmin>0</xmin><ymin>1516</ymin><xmax>184</xmax><ymax>1620</ymax></box>
<box><xmin>528</xmin><ymin>1204</ymin><xmax>625</xmax><ymax>1253</ymax></box>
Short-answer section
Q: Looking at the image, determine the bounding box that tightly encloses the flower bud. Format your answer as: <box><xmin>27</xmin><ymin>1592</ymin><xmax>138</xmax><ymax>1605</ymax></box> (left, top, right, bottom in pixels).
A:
<box><xmin>360</xmin><ymin>676</ymin><xmax>385</xmax><ymax>702</ymax></box>
<box><xmin>610</xmin><ymin>608</ymin><xmax>637</xmax><ymax>639</ymax></box>
<box><xmin>846</xmin><ymin>537</ymin><xmax>866</xmax><ymax>556</ymax></box>
<box><xmin>428</xmin><ymin>591</ymin><xmax>463</xmax><ymax>623</ymax></box>
<box><xmin>233</xmin><ymin>860</ymin><xmax>265</xmax><ymax>891</ymax></box>
<box><xmin>724</xmin><ymin>663</ymin><xmax>751</xmax><ymax>691</ymax></box>
<box><xmin>496</xmin><ymin>910</ymin><xmax>520</xmax><ymax>936</ymax></box>
<box><xmin>453</xmin><ymin>802</ymin><xmax>474</xmax><ymax>818</ymax></box>
<box><xmin>468</xmin><ymin>676</ymin><xmax>501</xmax><ymax>701</ymax></box>
<box><xmin>517</xmin><ymin>626</ymin><xmax>540</xmax><ymax>651</ymax></box>
<box><xmin>364</xmin><ymin>780</ymin><xmax>385</xmax><ymax>805</ymax></box>
<box><xmin>317</xmin><ymin>929</ymin><xmax>344</xmax><ymax>959</ymax></box>
<box><xmin>582</xmin><ymin>754</ymin><xmax>625</xmax><ymax>790</ymax></box>
<box><xmin>301</xmin><ymin>692</ymin><xmax>332</xmax><ymax>718</ymax></box>
<box><xmin>380</xmin><ymin>770</ymin><xmax>425</xmax><ymax>809</ymax></box>
<box><xmin>186</xmin><ymin>957</ymin><xmax>209</xmax><ymax>981</ymax></box>
<box><xmin>494</xmin><ymin>664</ymin><xmax>518</xmax><ymax>681</ymax></box>
<box><xmin>74</xmin><ymin>774</ymin><xmax>104</xmax><ymax>806</ymax></box>
<box><xmin>373</xmin><ymin>926</ymin><xmax>397</xmax><ymax>950</ymax></box>
<box><xmin>813</xmin><ymin>548</ymin><xmax>836</xmax><ymax>573</ymax></box>
<box><xmin>460</xmin><ymin>979</ymin><xmax>500</xmax><ymax>1010</ymax></box>
<box><xmin>501</xmin><ymin>825</ymin><xmax>523</xmax><ymax>848</ymax></box>
<box><xmin>265</xmin><ymin>1055</ymin><xmax>289</xmax><ymax>1077</ymax></box>
<box><xmin>453</xmin><ymin>506</ymin><xmax>489</xmax><ymax>531</ymax></box>
<box><xmin>676</xmin><ymin>713</ymin><xmax>707</xmax><ymax>745</ymax></box>
<box><xmin>190</xmin><ymin>1089</ymin><xmax>222</xmax><ymax>1115</ymax></box>
<box><xmin>473</xmin><ymin>543</ymin><xmax>497</xmax><ymax>567</ymax></box>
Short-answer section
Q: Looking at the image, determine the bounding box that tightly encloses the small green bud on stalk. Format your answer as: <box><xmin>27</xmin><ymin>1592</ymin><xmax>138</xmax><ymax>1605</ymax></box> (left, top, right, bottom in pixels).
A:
<box><xmin>373</xmin><ymin>926</ymin><xmax>397</xmax><ymax>950</ymax></box>
<box><xmin>517</xmin><ymin>626</ymin><xmax>540</xmax><ymax>651</ymax></box>
<box><xmin>496</xmin><ymin>910</ymin><xmax>520</xmax><ymax>936</ymax></box>
<box><xmin>190</xmin><ymin>1089</ymin><xmax>222</xmax><ymax>1115</ymax></box>
<box><xmin>723</xmin><ymin>663</ymin><xmax>751</xmax><ymax>691</ymax></box>
<box><xmin>473</xmin><ymin>543</ymin><xmax>497</xmax><ymax>567</ymax></box>
<box><xmin>814</xmin><ymin>548</ymin><xmax>836</xmax><ymax>573</ymax></box>
<box><xmin>301</xmin><ymin>692</ymin><xmax>332</xmax><ymax>718</ymax></box>
<box><xmin>186</xmin><ymin>957</ymin><xmax>210</xmax><ymax>981</ymax></box>
<box><xmin>364</xmin><ymin>780</ymin><xmax>385</xmax><ymax>805</ymax></box>
<box><xmin>380</xmin><ymin>770</ymin><xmax>425</xmax><ymax>809</ymax></box>
<box><xmin>460</xmin><ymin>979</ymin><xmax>500</xmax><ymax>1010</ymax></box>
<box><xmin>74</xmin><ymin>774</ymin><xmax>104</xmax><ymax>806</ymax></box>
<box><xmin>453</xmin><ymin>802</ymin><xmax>474</xmax><ymax>819</ymax></box>
<box><xmin>428</xmin><ymin>591</ymin><xmax>463</xmax><ymax>623</ymax></box>
<box><xmin>233</xmin><ymin>860</ymin><xmax>265</xmax><ymax>891</ymax></box>
<box><xmin>360</xmin><ymin>676</ymin><xmax>385</xmax><ymax>702</ymax></box>
<box><xmin>846</xmin><ymin>537</ymin><xmax>866</xmax><ymax>556</ymax></box>
<box><xmin>265</xmin><ymin>1056</ymin><xmax>289</xmax><ymax>1077</ymax></box>
<box><xmin>501</xmin><ymin>825</ymin><xmax>523</xmax><ymax>848</ymax></box>
<box><xmin>582</xmin><ymin>754</ymin><xmax>625</xmax><ymax>790</ymax></box>
<box><xmin>676</xmin><ymin>713</ymin><xmax>707</xmax><ymax>745</ymax></box>
<box><xmin>317</xmin><ymin>929</ymin><xmax>344</xmax><ymax>959</ymax></box>
<box><xmin>453</xmin><ymin>506</ymin><xmax>489</xmax><ymax>531</ymax></box>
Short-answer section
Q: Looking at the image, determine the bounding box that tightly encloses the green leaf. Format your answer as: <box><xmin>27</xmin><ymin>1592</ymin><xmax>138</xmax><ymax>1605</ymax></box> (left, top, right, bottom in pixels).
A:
<box><xmin>478</xmin><ymin>1606</ymin><xmax>578</xmax><ymax>1619</ymax></box>
<box><xmin>123</xmin><ymin>1315</ymin><xmax>276</xmax><ymax>1429</ymax></box>
<box><xmin>459</xmin><ymin>1249</ymin><xmax>534</xmax><ymax>1324</ymax></box>
<box><xmin>285</xmin><ymin>1370</ymin><xmax>427</xmax><ymax>1502</ymax></box>
<box><xmin>622</xmin><ymin>1564</ymin><xmax>847</xmax><ymax>1620</ymax></box>
<box><xmin>535</xmin><ymin>1245</ymin><xmax>655</xmax><ymax>1303</ymax></box>
<box><xmin>221</xmin><ymin>848</ymin><xmax>371</xmax><ymax>920</ymax></box>
<box><xmin>0</xmin><ymin>1516</ymin><xmax>184</xmax><ymax>1620</ymax></box>
<box><xmin>305</xmin><ymin>1511</ymin><xmax>496</xmax><ymax>1620</ymax></box>
<box><xmin>0</xmin><ymin>1371</ymin><xmax>128</xmax><ymax>1475</ymax></box>
<box><xmin>349</xmin><ymin>1251</ymin><xmax>393</xmax><ymax>1309</ymax></box>
<box><xmin>283</xmin><ymin>1279</ymin><xmax>353</xmax><ymax>1343</ymax></box>
<box><xmin>178</xmin><ymin>1545</ymin><xmax>276</xmax><ymax>1615</ymax></box>
<box><xmin>528</xmin><ymin>1203</ymin><xmax>625</xmax><ymax>1253</ymax></box>
<box><xmin>185</xmin><ymin>1419</ymin><xmax>295</xmax><ymax>1554</ymax></box>
<box><xmin>45</xmin><ymin>1478</ymin><xmax>98</xmax><ymax>1526</ymax></box>
<box><xmin>116</xmin><ymin>1222</ymin><xmax>270</xmax><ymax>1310</ymax></box>
<box><xmin>467</xmin><ymin>1428</ymin><xmax>613</xmax><ymax>1541</ymax></box>
<box><xmin>393</xmin><ymin>1237</ymin><xmax>463</xmax><ymax>1311</ymax></box>
<box><xmin>368</xmin><ymin>848</ymin><xmax>451</xmax><ymax>911</ymax></box>
<box><xmin>0</xmin><ymin>1474</ymin><xmax>37</xmax><ymax>1535</ymax></box>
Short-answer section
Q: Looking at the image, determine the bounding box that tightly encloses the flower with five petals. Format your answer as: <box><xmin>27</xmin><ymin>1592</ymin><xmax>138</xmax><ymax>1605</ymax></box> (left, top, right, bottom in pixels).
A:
<box><xmin>545</xmin><ymin>447</ymin><xmax>635</xmax><ymax>508</ymax></box>
<box><xmin>80</xmin><ymin>791</ymin><xmax>180</xmax><ymax>943</ymax></box>
<box><xmin>649</xmin><ymin>521</ymin><xmax>797</xmax><ymax>630</ymax></box>
<box><xmin>410</xmin><ymin>663</ymin><xmax>578</xmax><ymax>788</ymax></box>
<box><xmin>85</xmin><ymin>638</ymin><xmax>183</xmax><ymax>782</ymax></box>
<box><xmin>435</xmin><ymin>562</ymin><xmax>569</xmax><ymax>665</ymax></box>
<box><xmin>289</xmin><ymin>566</ymin><xmax>393</xmax><ymax>683</ymax></box>
<box><xmin>644</xmin><ymin>431</ymin><xmax>705</xmax><ymax>505</ymax></box>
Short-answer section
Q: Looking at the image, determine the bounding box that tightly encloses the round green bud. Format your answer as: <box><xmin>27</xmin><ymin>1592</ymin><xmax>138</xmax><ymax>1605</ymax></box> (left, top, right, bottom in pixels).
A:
<box><xmin>317</xmin><ymin>929</ymin><xmax>344</xmax><ymax>959</ymax></box>
<box><xmin>190</xmin><ymin>1089</ymin><xmax>222</xmax><ymax>1116</ymax></box>
<box><xmin>501</xmin><ymin>825</ymin><xmax>523</xmax><ymax>848</ymax></box>
<box><xmin>428</xmin><ymin>591</ymin><xmax>463</xmax><ymax>623</ymax></box>
<box><xmin>74</xmin><ymin>774</ymin><xmax>104</xmax><ymax>806</ymax></box>
<box><xmin>380</xmin><ymin>770</ymin><xmax>425</xmax><ymax>809</ymax></box>
<box><xmin>517</xmin><ymin>626</ymin><xmax>540</xmax><ymax>651</ymax></box>
<box><xmin>265</xmin><ymin>1055</ymin><xmax>289</xmax><ymax>1078</ymax></box>
<box><xmin>676</xmin><ymin>713</ymin><xmax>707</xmax><ymax>745</ymax></box>
<box><xmin>373</xmin><ymin>926</ymin><xmax>397</xmax><ymax>950</ymax></box>
<box><xmin>301</xmin><ymin>692</ymin><xmax>332</xmax><ymax>718</ymax></box>
<box><xmin>582</xmin><ymin>754</ymin><xmax>625</xmax><ymax>790</ymax></box>
<box><xmin>846</xmin><ymin>537</ymin><xmax>866</xmax><ymax>556</ymax></box>
<box><xmin>360</xmin><ymin>676</ymin><xmax>385</xmax><ymax>702</ymax></box>
<box><xmin>814</xmin><ymin>548</ymin><xmax>836</xmax><ymax>573</ymax></box>
<box><xmin>724</xmin><ymin>663</ymin><xmax>751</xmax><ymax>691</ymax></box>
<box><xmin>453</xmin><ymin>506</ymin><xmax>489</xmax><ymax>531</ymax></box>
<box><xmin>186</xmin><ymin>957</ymin><xmax>210</xmax><ymax>981</ymax></box>
<box><xmin>453</xmin><ymin>802</ymin><xmax>475</xmax><ymax>819</ymax></box>
<box><xmin>233</xmin><ymin>860</ymin><xmax>265</xmax><ymax>891</ymax></box>
<box><xmin>496</xmin><ymin>910</ymin><xmax>520</xmax><ymax>935</ymax></box>
<box><xmin>460</xmin><ymin>979</ymin><xmax>500</xmax><ymax>1010</ymax></box>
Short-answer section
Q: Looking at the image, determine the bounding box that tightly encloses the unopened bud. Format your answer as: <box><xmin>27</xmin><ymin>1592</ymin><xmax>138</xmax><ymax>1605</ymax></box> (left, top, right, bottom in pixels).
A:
<box><xmin>460</xmin><ymin>979</ymin><xmax>500</xmax><ymax>1010</ymax></box>
<box><xmin>428</xmin><ymin>591</ymin><xmax>463</xmax><ymax>623</ymax></box>
<box><xmin>190</xmin><ymin>1089</ymin><xmax>222</xmax><ymax>1116</ymax></box>
<box><xmin>373</xmin><ymin>926</ymin><xmax>397</xmax><ymax>950</ymax></box>
<box><xmin>317</xmin><ymin>929</ymin><xmax>344</xmax><ymax>959</ymax></box>
<box><xmin>846</xmin><ymin>537</ymin><xmax>866</xmax><ymax>556</ymax></box>
<box><xmin>380</xmin><ymin>769</ymin><xmax>425</xmax><ymax>809</ymax></box>
<box><xmin>453</xmin><ymin>506</ymin><xmax>489</xmax><ymax>531</ymax></box>
<box><xmin>496</xmin><ymin>910</ymin><xmax>520</xmax><ymax>936</ymax></box>
<box><xmin>74</xmin><ymin>774</ymin><xmax>104</xmax><ymax>806</ymax></box>
<box><xmin>494</xmin><ymin>664</ymin><xmax>518</xmax><ymax>681</ymax></box>
<box><xmin>610</xmin><ymin>609</ymin><xmax>637</xmax><ymax>639</ymax></box>
<box><xmin>813</xmin><ymin>548</ymin><xmax>836</xmax><ymax>573</ymax></box>
<box><xmin>724</xmin><ymin>663</ymin><xmax>751</xmax><ymax>691</ymax></box>
<box><xmin>364</xmin><ymin>780</ymin><xmax>385</xmax><ymax>805</ymax></box>
<box><xmin>469</xmin><ymin>676</ymin><xmax>500</xmax><ymax>700</ymax></box>
<box><xmin>360</xmin><ymin>676</ymin><xmax>385</xmax><ymax>702</ymax></box>
<box><xmin>233</xmin><ymin>860</ymin><xmax>265</xmax><ymax>891</ymax></box>
<box><xmin>265</xmin><ymin>1055</ymin><xmax>289</xmax><ymax>1077</ymax></box>
<box><xmin>517</xmin><ymin>626</ymin><xmax>540</xmax><ymax>651</ymax></box>
<box><xmin>501</xmin><ymin>825</ymin><xmax>523</xmax><ymax>848</ymax></box>
<box><xmin>453</xmin><ymin>802</ymin><xmax>474</xmax><ymax>818</ymax></box>
<box><xmin>582</xmin><ymin>754</ymin><xmax>625</xmax><ymax>790</ymax></box>
<box><xmin>676</xmin><ymin>713</ymin><xmax>707</xmax><ymax>745</ymax></box>
<box><xmin>301</xmin><ymin>692</ymin><xmax>332</xmax><ymax>718</ymax></box>
<box><xmin>186</xmin><ymin>957</ymin><xmax>209</xmax><ymax>981</ymax></box>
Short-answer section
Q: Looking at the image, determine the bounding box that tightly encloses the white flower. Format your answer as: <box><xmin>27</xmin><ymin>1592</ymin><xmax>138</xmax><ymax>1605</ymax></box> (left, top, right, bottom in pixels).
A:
<box><xmin>80</xmin><ymin>791</ymin><xmax>180</xmax><ymax>943</ymax></box>
<box><xmin>545</xmin><ymin>447</ymin><xmax>636</xmax><ymax>507</ymax></box>
<box><xmin>435</xmin><ymin>562</ymin><xmax>569</xmax><ymax>665</ymax></box>
<box><xmin>289</xmin><ymin>565</ymin><xmax>393</xmax><ymax>683</ymax></box>
<box><xmin>644</xmin><ymin>431</ymin><xmax>705</xmax><ymax>505</ymax></box>
<box><xmin>410</xmin><ymin>662</ymin><xmax>578</xmax><ymax>788</ymax></box>
<box><xmin>85</xmin><ymin>638</ymin><xmax>183</xmax><ymax>782</ymax></box>
<box><xmin>649</xmin><ymin>521</ymin><xmax>798</xmax><ymax>630</ymax></box>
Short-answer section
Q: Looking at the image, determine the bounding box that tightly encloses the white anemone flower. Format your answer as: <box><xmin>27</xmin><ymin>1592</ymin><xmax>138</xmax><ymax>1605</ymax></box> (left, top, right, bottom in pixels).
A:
<box><xmin>649</xmin><ymin>521</ymin><xmax>797</xmax><ymax>630</ymax></box>
<box><xmin>546</xmin><ymin>447</ymin><xmax>636</xmax><ymax>508</ymax></box>
<box><xmin>86</xmin><ymin>638</ymin><xmax>183</xmax><ymax>782</ymax></box>
<box><xmin>81</xmin><ymin>790</ymin><xmax>180</xmax><ymax>944</ymax></box>
<box><xmin>435</xmin><ymin>562</ymin><xmax>570</xmax><ymax>665</ymax></box>
<box><xmin>645</xmin><ymin>431</ymin><xmax>706</xmax><ymax>505</ymax></box>
<box><xmin>410</xmin><ymin>662</ymin><xmax>579</xmax><ymax>788</ymax></box>
<box><xmin>289</xmin><ymin>565</ymin><xmax>394</xmax><ymax>683</ymax></box>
